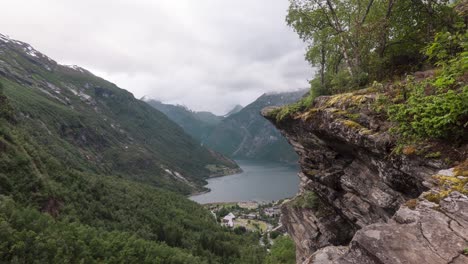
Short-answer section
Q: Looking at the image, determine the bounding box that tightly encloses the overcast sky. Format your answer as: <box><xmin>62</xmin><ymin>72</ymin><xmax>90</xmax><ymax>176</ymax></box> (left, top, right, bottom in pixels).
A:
<box><xmin>1</xmin><ymin>0</ymin><xmax>313</xmax><ymax>114</ymax></box>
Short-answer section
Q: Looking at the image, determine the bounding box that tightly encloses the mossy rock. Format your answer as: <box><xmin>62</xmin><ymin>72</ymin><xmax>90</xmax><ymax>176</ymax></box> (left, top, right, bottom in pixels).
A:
<box><xmin>323</xmin><ymin>92</ymin><xmax>369</xmax><ymax>109</ymax></box>
<box><xmin>424</xmin><ymin>163</ymin><xmax>468</xmax><ymax>204</ymax></box>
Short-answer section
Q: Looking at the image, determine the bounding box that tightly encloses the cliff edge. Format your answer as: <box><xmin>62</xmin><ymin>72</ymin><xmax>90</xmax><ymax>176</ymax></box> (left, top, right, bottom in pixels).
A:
<box><xmin>263</xmin><ymin>89</ymin><xmax>468</xmax><ymax>264</ymax></box>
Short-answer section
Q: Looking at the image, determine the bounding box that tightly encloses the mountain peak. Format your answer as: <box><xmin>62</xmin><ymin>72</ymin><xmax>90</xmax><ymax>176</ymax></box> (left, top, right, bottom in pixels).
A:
<box><xmin>224</xmin><ymin>104</ymin><xmax>244</xmax><ymax>117</ymax></box>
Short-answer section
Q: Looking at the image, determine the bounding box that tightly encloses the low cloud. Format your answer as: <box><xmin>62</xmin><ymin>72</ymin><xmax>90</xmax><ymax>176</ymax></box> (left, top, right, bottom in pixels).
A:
<box><xmin>1</xmin><ymin>0</ymin><xmax>314</xmax><ymax>114</ymax></box>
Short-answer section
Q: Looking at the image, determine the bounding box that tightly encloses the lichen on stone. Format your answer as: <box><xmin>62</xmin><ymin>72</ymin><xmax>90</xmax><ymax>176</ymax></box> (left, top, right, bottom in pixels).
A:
<box><xmin>324</xmin><ymin>92</ymin><xmax>367</xmax><ymax>108</ymax></box>
<box><xmin>424</xmin><ymin>162</ymin><xmax>468</xmax><ymax>203</ymax></box>
<box><xmin>338</xmin><ymin>119</ymin><xmax>373</xmax><ymax>135</ymax></box>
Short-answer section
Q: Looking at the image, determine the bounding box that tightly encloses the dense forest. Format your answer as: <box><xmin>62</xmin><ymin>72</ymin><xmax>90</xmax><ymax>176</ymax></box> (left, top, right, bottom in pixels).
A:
<box><xmin>0</xmin><ymin>82</ymin><xmax>266</xmax><ymax>263</ymax></box>
<box><xmin>0</xmin><ymin>37</ymin><xmax>265</xmax><ymax>262</ymax></box>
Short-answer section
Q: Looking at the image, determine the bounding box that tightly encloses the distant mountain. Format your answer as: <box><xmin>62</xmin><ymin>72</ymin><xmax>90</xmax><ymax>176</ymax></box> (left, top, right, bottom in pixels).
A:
<box><xmin>146</xmin><ymin>100</ymin><xmax>223</xmax><ymax>143</ymax></box>
<box><xmin>205</xmin><ymin>90</ymin><xmax>307</xmax><ymax>164</ymax></box>
<box><xmin>224</xmin><ymin>104</ymin><xmax>243</xmax><ymax>117</ymax></box>
<box><xmin>0</xmin><ymin>33</ymin><xmax>239</xmax><ymax>194</ymax></box>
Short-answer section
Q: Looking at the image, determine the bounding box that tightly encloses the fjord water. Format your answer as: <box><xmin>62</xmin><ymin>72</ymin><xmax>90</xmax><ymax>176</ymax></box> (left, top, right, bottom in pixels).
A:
<box><xmin>190</xmin><ymin>160</ymin><xmax>300</xmax><ymax>204</ymax></box>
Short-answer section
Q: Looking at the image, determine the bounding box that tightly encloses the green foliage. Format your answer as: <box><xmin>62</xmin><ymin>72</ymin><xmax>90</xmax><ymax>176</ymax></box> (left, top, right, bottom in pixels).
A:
<box><xmin>0</xmin><ymin>198</ymin><xmax>204</xmax><ymax>264</ymax></box>
<box><xmin>264</xmin><ymin>236</ymin><xmax>296</xmax><ymax>264</ymax></box>
<box><xmin>272</xmin><ymin>91</ymin><xmax>317</xmax><ymax>122</ymax></box>
<box><xmin>270</xmin><ymin>230</ymin><xmax>281</xmax><ymax>240</ymax></box>
<box><xmin>425</xmin><ymin>151</ymin><xmax>442</xmax><ymax>159</ymax></box>
<box><xmin>0</xmin><ymin>112</ymin><xmax>266</xmax><ymax>263</ymax></box>
<box><xmin>233</xmin><ymin>226</ymin><xmax>247</xmax><ymax>235</ymax></box>
<box><xmin>425</xmin><ymin>26</ymin><xmax>467</xmax><ymax>66</ymax></box>
<box><xmin>287</xmin><ymin>0</ymin><xmax>461</xmax><ymax>94</ymax></box>
<box><xmin>388</xmin><ymin>84</ymin><xmax>468</xmax><ymax>139</ymax></box>
<box><xmin>216</xmin><ymin>207</ymin><xmax>230</xmax><ymax>220</ymax></box>
<box><xmin>274</xmin><ymin>103</ymin><xmax>305</xmax><ymax>123</ymax></box>
<box><xmin>388</xmin><ymin>29</ymin><xmax>468</xmax><ymax>140</ymax></box>
<box><xmin>291</xmin><ymin>191</ymin><xmax>319</xmax><ymax>210</ymax></box>
<box><xmin>0</xmin><ymin>82</ymin><xmax>14</xmax><ymax>121</ymax></box>
<box><xmin>426</xmin><ymin>29</ymin><xmax>468</xmax><ymax>89</ymax></box>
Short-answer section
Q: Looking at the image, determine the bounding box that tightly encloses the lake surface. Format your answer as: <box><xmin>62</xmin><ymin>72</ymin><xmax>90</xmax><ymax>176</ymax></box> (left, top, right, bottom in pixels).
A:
<box><xmin>190</xmin><ymin>160</ymin><xmax>300</xmax><ymax>204</ymax></box>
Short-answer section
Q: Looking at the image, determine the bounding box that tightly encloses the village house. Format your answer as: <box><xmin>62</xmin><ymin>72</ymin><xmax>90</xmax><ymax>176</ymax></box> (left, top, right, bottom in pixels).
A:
<box><xmin>222</xmin><ymin>213</ymin><xmax>235</xmax><ymax>228</ymax></box>
<box><xmin>264</xmin><ymin>207</ymin><xmax>281</xmax><ymax>217</ymax></box>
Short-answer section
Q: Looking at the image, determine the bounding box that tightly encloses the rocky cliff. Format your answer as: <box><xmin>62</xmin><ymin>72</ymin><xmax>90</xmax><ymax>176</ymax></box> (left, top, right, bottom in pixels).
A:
<box><xmin>263</xmin><ymin>89</ymin><xmax>468</xmax><ymax>263</ymax></box>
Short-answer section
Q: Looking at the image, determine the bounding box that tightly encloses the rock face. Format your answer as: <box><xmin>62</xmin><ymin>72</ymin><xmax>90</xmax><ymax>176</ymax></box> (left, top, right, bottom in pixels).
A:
<box><xmin>263</xmin><ymin>90</ymin><xmax>468</xmax><ymax>263</ymax></box>
<box><xmin>336</xmin><ymin>191</ymin><xmax>468</xmax><ymax>264</ymax></box>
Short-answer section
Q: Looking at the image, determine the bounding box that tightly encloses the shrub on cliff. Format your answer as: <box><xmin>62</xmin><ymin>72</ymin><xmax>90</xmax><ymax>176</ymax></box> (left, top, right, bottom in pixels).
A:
<box><xmin>388</xmin><ymin>28</ymin><xmax>468</xmax><ymax>140</ymax></box>
<box><xmin>265</xmin><ymin>236</ymin><xmax>296</xmax><ymax>264</ymax></box>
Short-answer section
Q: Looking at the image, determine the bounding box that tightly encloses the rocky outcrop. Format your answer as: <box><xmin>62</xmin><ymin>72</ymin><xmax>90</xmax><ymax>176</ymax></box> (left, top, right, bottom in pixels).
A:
<box><xmin>335</xmin><ymin>190</ymin><xmax>468</xmax><ymax>264</ymax></box>
<box><xmin>263</xmin><ymin>90</ymin><xmax>468</xmax><ymax>263</ymax></box>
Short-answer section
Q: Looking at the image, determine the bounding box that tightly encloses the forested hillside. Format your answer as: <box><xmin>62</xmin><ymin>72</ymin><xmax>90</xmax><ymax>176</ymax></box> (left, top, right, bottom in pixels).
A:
<box><xmin>0</xmin><ymin>33</ymin><xmax>239</xmax><ymax>194</ymax></box>
<box><xmin>147</xmin><ymin>92</ymin><xmax>304</xmax><ymax>164</ymax></box>
<box><xmin>0</xmin><ymin>35</ymin><xmax>264</xmax><ymax>263</ymax></box>
<box><xmin>146</xmin><ymin>100</ymin><xmax>223</xmax><ymax>143</ymax></box>
<box><xmin>205</xmin><ymin>91</ymin><xmax>306</xmax><ymax>163</ymax></box>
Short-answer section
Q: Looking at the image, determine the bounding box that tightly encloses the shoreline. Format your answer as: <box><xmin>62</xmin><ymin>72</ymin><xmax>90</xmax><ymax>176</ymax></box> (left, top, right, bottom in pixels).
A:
<box><xmin>188</xmin><ymin>160</ymin><xmax>300</xmax><ymax>203</ymax></box>
<box><xmin>207</xmin><ymin>167</ymin><xmax>243</xmax><ymax>179</ymax></box>
<box><xmin>188</xmin><ymin>167</ymin><xmax>243</xmax><ymax>197</ymax></box>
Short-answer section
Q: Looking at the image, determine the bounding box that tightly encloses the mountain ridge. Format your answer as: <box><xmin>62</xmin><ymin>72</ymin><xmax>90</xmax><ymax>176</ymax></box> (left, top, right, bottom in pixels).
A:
<box><xmin>0</xmin><ymin>32</ymin><xmax>239</xmax><ymax>194</ymax></box>
<box><xmin>145</xmin><ymin>99</ymin><xmax>224</xmax><ymax>144</ymax></box>
<box><xmin>0</xmin><ymin>33</ymin><xmax>264</xmax><ymax>263</ymax></box>
<box><xmin>204</xmin><ymin>89</ymin><xmax>308</xmax><ymax>164</ymax></box>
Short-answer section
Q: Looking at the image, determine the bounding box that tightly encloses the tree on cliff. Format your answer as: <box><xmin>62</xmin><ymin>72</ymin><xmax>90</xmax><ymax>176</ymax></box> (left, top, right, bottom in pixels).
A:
<box><xmin>287</xmin><ymin>0</ymin><xmax>460</xmax><ymax>94</ymax></box>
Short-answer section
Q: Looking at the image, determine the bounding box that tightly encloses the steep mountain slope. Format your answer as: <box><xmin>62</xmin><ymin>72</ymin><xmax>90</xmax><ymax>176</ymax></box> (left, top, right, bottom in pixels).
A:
<box><xmin>205</xmin><ymin>90</ymin><xmax>307</xmax><ymax>163</ymax></box>
<box><xmin>0</xmin><ymin>86</ymin><xmax>265</xmax><ymax>263</ymax></box>
<box><xmin>0</xmin><ymin>34</ymin><xmax>264</xmax><ymax>263</ymax></box>
<box><xmin>146</xmin><ymin>100</ymin><xmax>223</xmax><ymax>143</ymax></box>
<box><xmin>0</xmin><ymin>33</ymin><xmax>238</xmax><ymax>194</ymax></box>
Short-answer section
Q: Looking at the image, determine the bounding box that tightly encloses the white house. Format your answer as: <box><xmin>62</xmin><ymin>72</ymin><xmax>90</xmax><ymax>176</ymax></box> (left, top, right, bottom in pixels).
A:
<box><xmin>222</xmin><ymin>213</ymin><xmax>235</xmax><ymax>228</ymax></box>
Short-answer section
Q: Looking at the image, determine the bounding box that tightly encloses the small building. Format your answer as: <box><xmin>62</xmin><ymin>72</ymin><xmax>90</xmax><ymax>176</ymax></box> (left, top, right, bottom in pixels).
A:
<box><xmin>264</xmin><ymin>207</ymin><xmax>281</xmax><ymax>217</ymax></box>
<box><xmin>222</xmin><ymin>213</ymin><xmax>235</xmax><ymax>228</ymax></box>
<box><xmin>245</xmin><ymin>213</ymin><xmax>258</xmax><ymax>220</ymax></box>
